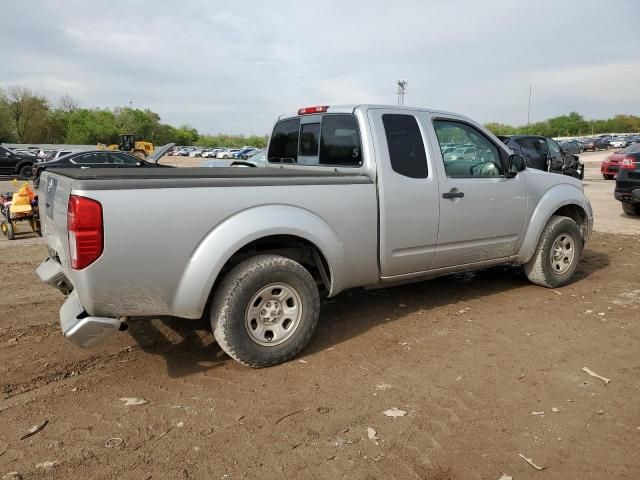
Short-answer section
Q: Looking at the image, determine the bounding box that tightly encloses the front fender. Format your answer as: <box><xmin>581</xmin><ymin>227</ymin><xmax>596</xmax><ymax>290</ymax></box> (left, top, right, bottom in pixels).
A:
<box><xmin>516</xmin><ymin>184</ymin><xmax>590</xmax><ymax>263</ymax></box>
<box><xmin>171</xmin><ymin>204</ymin><xmax>344</xmax><ymax>319</ymax></box>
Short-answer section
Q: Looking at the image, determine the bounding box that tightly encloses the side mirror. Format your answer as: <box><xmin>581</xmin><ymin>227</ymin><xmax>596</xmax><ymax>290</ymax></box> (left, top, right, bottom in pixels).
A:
<box><xmin>507</xmin><ymin>154</ymin><xmax>526</xmax><ymax>177</ymax></box>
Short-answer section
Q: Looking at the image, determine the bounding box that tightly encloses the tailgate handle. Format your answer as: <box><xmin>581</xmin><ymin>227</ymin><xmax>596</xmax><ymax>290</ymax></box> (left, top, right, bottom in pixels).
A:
<box><xmin>442</xmin><ymin>189</ymin><xmax>464</xmax><ymax>199</ymax></box>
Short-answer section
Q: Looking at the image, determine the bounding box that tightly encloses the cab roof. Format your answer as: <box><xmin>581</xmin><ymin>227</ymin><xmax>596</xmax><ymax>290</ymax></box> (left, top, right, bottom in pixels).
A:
<box><xmin>277</xmin><ymin>104</ymin><xmax>466</xmax><ymax>121</ymax></box>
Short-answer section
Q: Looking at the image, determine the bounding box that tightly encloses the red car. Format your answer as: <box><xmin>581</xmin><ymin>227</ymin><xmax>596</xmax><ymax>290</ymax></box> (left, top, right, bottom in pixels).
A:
<box><xmin>601</xmin><ymin>144</ymin><xmax>640</xmax><ymax>179</ymax></box>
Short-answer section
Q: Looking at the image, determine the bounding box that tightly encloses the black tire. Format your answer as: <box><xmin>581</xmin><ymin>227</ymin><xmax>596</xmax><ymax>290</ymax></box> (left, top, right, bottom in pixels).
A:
<box><xmin>18</xmin><ymin>164</ymin><xmax>33</xmax><ymax>179</ymax></box>
<box><xmin>6</xmin><ymin>222</ymin><xmax>15</xmax><ymax>240</ymax></box>
<box><xmin>622</xmin><ymin>203</ymin><xmax>640</xmax><ymax>216</ymax></box>
<box><xmin>603</xmin><ymin>174</ymin><xmax>614</xmax><ymax>180</ymax></box>
<box><xmin>210</xmin><ymin>254</ymin><xmax>320</xmax><ymax>368</ymax></box>
<box><xmin>524</xmin><ymin>216</ymin><xmax>583</xmax><ymax>288</ymax></box>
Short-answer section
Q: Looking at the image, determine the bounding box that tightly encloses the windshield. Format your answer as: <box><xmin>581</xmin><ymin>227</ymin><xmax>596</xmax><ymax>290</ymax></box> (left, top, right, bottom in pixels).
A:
<box><xmin>621</xmin><ymin>144</ymin><xmax>640</xmax><ymax>154</ymax></box>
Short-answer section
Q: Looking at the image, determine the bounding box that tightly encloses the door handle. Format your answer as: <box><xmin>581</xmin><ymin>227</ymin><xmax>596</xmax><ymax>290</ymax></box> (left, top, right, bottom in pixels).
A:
<box><xmin>442</xmin><ymin>189</ymin><xmax>464</xmax><ymax>199</ymax></box>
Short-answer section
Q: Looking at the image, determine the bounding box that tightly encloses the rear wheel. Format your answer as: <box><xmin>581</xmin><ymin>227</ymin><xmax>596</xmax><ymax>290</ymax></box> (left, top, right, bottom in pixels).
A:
<box><xmin>622</xmin><ymin>202</ymin><xmax>640</xmax><ymax>216</ymax></box>
<box><xmin>211</xmin><ymin>254</ymin><xmax>320</xmax><ymax>368</ymax></box>
<box><xmin>603</xmin><ymin>174</ymin><xmax>614</xmax><ymax>180</ymax></box>
<box><xmin>18</xmin><ymin>164</ymin><xmax>33</xmax><ymax>179</ymax></box>
<box><xmin>524</xmin><ymin>216</ymin><xmax>583</xmax><ymax>288</ymax></box>
<box><xmin>132</xmin><ymin>150</ymin><xmax>147</xmax><ymax>159</ymax></box>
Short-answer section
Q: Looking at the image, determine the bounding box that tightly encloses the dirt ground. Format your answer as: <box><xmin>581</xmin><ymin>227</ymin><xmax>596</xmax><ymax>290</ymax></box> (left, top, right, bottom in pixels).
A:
<box><xmin>1</xmin><ymin>152</ymin><xmax>639</xmax><ymax>479</ymax></box>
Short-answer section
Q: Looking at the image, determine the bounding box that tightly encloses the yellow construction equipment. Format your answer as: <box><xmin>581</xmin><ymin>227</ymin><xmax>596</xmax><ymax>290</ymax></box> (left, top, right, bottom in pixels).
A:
<box><xmin>98</xmin><ymin>133</ymin><xmax>154</xmax><ymax>158</ymax></box>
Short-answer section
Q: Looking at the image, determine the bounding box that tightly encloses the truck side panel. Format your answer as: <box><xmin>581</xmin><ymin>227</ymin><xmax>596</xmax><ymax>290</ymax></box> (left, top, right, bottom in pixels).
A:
<box><xmin>65</xmin><ymin>182</ymin><xmax>378</xmax><ymax>319</ymax></box>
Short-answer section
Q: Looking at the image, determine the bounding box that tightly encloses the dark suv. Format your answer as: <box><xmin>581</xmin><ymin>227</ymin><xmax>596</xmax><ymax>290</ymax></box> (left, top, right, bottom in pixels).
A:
<box><xmin>499</xmin><ymin>135</ymin><xmax>584</xmax><ymax>179</ymax></box>
<box><xmin>614</xmin><ymin>152</ymin><xmax>640</xmax><ymax>216</ymax></box>
<box><xmin>0</xmin><ymin>145</ymin><xmax>36</xmax><ymax>178</ymax></box>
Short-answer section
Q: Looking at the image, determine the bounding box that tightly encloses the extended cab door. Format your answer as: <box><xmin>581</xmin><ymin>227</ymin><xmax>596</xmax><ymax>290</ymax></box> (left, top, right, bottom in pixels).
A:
<box><xmin>425</xmin><ymin>115</ymin><xmax>526</xmax><ymax>269</ymax></box>
<box><xmin>368</xmin><ymin>108</ymin><xmax>440</xmax><ymax>277</ymax></box>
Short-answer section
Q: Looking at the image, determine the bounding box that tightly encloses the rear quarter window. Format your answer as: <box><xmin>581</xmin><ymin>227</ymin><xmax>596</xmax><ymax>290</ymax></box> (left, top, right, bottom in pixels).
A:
<box><xmin>382</xmin><ymin>114</ymin><xmax>428</xmax><ymax>179</ymax></box>
<box><xmin>268</xmin><ymin>118</ymin><xmax>300</xmax><ymax>163</ymax></box>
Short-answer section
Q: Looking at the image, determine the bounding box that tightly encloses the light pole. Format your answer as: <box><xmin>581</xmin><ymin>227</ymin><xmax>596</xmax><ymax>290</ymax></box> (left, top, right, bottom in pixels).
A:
<box><xmin>397</xmin><ymin>80</ymin><xmax>408</xmax><ymax>105</ymax></box>
<box><xmin>527</xmin><ymin>84</ymin><xmax>532</xmax><ymax>133</ymax></box>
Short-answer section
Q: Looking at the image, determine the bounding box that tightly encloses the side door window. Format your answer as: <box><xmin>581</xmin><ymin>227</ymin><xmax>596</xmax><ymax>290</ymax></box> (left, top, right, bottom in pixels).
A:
<box><xmin>0</xmin><ymin>147</ymin><xmax>10</xmax><ymax>158</ymax></box>
<box><xmin>382</xmin><ymin>114</ymin><xmax>428</xmax><ymax>178</ymax></box>
<box><xmin>73</xmin><ymin>152</ymin><xmax>109</xmax><ymax>165</ymax></box>
<box><xmin>433</xmin><ymin>120</ymin><xmax>503</xmax><ymax>177</ymax></box>
<box><xmin>108</xmin><ymin>152</ymin><xmax>140</xmax><ymax>165</ymax></box>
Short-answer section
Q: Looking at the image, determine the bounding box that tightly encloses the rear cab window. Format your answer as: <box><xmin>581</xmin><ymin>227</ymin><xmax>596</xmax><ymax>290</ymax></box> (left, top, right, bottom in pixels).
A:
<box><xmin>268</xmin><ymin>113</ymin><xmax>362</xmax><ymax>167</ymax></box>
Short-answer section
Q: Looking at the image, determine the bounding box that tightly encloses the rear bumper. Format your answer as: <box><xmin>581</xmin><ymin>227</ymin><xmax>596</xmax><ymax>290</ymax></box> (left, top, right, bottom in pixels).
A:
<box><xmin>37</xmin><ymin>257</ymin><xmax>123</xmax><ymax>348</ymax></box>
<box><xmin>615</xmin><ymin>188</ymin><xmax>640</xmax><ymax>203</ymax></box>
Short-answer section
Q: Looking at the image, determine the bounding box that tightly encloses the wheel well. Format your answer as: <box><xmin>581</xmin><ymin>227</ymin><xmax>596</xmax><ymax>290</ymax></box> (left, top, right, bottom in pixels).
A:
<box><xmin>15</xmin><ymin>161</ymin><xmax>34</xmax><ymax>172</ymax></box>
<box><xmin>217</xmin><ymin>235</ymin><xmax>331</xmax><ymax>292</ymax></box>
<box><xmin>553</xmin><ymin>204</ymin><xmax>587</xmax><ymax>240</ymax></box>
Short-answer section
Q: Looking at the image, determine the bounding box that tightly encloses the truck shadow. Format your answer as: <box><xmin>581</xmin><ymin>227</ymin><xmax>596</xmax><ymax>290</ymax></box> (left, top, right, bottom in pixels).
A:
<box><xmin>306</xmin><ymin>248</ymin><xmax>610</xmax><ymax>355</ymax></box>
<box><xmin>126</xmin><ymin>248</ymin><xmax>609</xmax><ymax>377</ymax></box>
<box><xmin>126</xmin><ymin>316</ymin><xmax>227</xmax><ymax>378</ymax></box>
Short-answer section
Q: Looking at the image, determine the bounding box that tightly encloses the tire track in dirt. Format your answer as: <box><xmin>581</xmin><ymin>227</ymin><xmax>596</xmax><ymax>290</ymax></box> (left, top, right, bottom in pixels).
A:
<box><xmin>1</xmin><ymin>346</ymin><xmax>138</xmax><ymax>399</ymax></box>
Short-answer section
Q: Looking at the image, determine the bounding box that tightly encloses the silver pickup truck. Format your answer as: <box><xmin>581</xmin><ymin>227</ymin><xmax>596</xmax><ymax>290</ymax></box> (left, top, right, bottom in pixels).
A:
<box><xmin>37</xmin><ymin>104</ymin><xmax>593</xmax><ymax>367</ymax></box>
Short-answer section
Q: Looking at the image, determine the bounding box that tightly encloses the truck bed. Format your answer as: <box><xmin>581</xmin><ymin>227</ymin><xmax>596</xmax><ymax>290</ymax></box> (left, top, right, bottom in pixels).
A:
<box><xmin>48</xmin><ymin>167</ymin><xmax>372</xmax><ymax>190</ymax></box>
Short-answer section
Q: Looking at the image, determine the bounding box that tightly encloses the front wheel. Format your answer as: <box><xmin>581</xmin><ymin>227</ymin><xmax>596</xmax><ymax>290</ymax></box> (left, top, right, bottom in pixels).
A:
<box><xmin>210</xmin><ymin>254</ymin><xmax>320</xmax><ymax>368</ymax></box>
<box><xmin>622</xmin><ymin>202</ymin><xmax>640</xmax><ymax>216</ymax></box>
<box><xmin>524</xmin><ymin>216</ymin><xmax>583</xmax><ymax>288</ymax></box>
<box><xmin>603</xmin><ymin>174</ymin><xmax>614</xmax><ymax>180</ymax></box>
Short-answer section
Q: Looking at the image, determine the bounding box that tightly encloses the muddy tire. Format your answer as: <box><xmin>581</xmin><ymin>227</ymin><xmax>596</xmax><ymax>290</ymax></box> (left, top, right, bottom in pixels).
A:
<box><xmin>524</xmin><ymin>216</ymin><xmax>583</xmax><ymax>288</ymax></box>
<box><xmin>210</xmin><ymin>254</ymin><xmax>320</xmax><ymax>368</ymax></box>
<box><xmin>622</xmin><ymin>202</ymin><xmax>640</xmax><ymax>216</ymax></box>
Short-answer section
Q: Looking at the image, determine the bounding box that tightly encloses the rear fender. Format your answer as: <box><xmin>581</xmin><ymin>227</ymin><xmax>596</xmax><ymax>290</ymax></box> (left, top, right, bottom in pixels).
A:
<box><xmin>171</xmin><ymin>205</ymin><xmax>344</xmax><ymax>318</ymax></box>
<box><xmin>516</xmin><ymin>184</ymin><xmax>589</xmax><ymax>263</ymax></box>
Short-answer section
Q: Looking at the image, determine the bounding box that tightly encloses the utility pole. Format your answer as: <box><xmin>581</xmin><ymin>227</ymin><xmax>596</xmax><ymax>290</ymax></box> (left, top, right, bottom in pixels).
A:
<box><xmin>526</xmin><ymin>83</ymin><xmax>532</xmax><ymax>133</ymax></box>
<box><xmin>397</xmin><ymin>80</ymin><xmax>408</xmax><ymax>105</ymax></box>
<box><xmin>129</xmin><ymin>100</ymin><xmax>133</xmax><ymax>109</ymax></box>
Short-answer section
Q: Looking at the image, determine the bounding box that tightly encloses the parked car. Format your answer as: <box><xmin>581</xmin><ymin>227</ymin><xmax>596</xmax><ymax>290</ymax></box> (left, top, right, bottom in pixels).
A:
<box><xmin>601</xmin><ymin>144</ymin><xmax>640</xmax><ymax>179</ymax></box>
<box><xmin>36</xmin><ymin>104</ymin><xmax>592</xmax><ymax>368</ymax></box>
<box><xmin>500</xmin><ymin>135</ymin><xmax>584</xmax><ymax>179</ymax></box>
<box><xmin>594</xmin><ymin>137</ymin><xmax>612</xmax><ymax>150</ymax></box>
<box><xmin>559</xmin><ymin>139</ymin><xmax>584</xmax><ymax>154</ymax></box>
<box><xmin>202</xmin><ymin>148</ymin><xmax>223</xmax><ymax>158</ymax></box>
<box><xmin>44</xmin><ymin>149</ymin><xmax>75</xmax><ymax>161</ymax></box>
<box><xmin>217</xmin><ymin>148</ymin><xmax>241</xmax><ymax>159</ymax></box>
<box><xmin>581</xmin><ymin>138</ymin><xmax>597</xmax><ymax>151</ymax></box>
<box><xmin>32</xmin><ymin>144</ymin><xmax>175</xmax><ymax>188</ymax></box>
<box><xmin>614</xmin><ymin>149</ymin><xmax>640</xmax><ymax>216</ymax></box>
<box><xmin>609</xmin><ymin>137</ymin><xmax>629</xmax><ymax>149</ymax></box>
<box><xmin>0</xmin><ymin>145</ymin><xmax>37</xmax><ymax>178</ymax></box>
<box><xmin>188</xmin><ymin>149</ymin><xmax>204</xmax><ymax>158</ymax></box>
<box><xmin>233</xmin><ymin>147</ymin><xmax>258</xmax><ymax>159</ymax></box>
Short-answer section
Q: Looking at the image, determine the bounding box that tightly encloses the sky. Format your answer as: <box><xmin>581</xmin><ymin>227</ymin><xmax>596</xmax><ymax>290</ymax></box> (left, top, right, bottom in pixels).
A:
<box><xmin>2</xmin><ymin>0</ymin><xmax>639</xmax><ymax>135</ymax></box>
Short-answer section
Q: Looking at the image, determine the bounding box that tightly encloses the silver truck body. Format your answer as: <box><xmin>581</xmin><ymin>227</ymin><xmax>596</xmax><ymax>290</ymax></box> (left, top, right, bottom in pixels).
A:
<box><xmin>37</xmin><ymin>105</ymin><xmax>592</xmax><ymax>350</ymax></box>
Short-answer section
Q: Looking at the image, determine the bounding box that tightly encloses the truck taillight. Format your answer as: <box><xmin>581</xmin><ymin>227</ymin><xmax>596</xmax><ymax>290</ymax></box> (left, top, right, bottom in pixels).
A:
<box><xmin>621</xmin><ymin>157</ymin><xmax>637</xmax><ymax>170</ymax></box>
<box><xmin>68</xmin><ymin>195</ymin><xmax>103</xmax><ymax>269</ymax></box>
<box><xmin>298</xmin><ymin>105</ymin><xmax>328</xmax><ymax>115</ymax></box>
